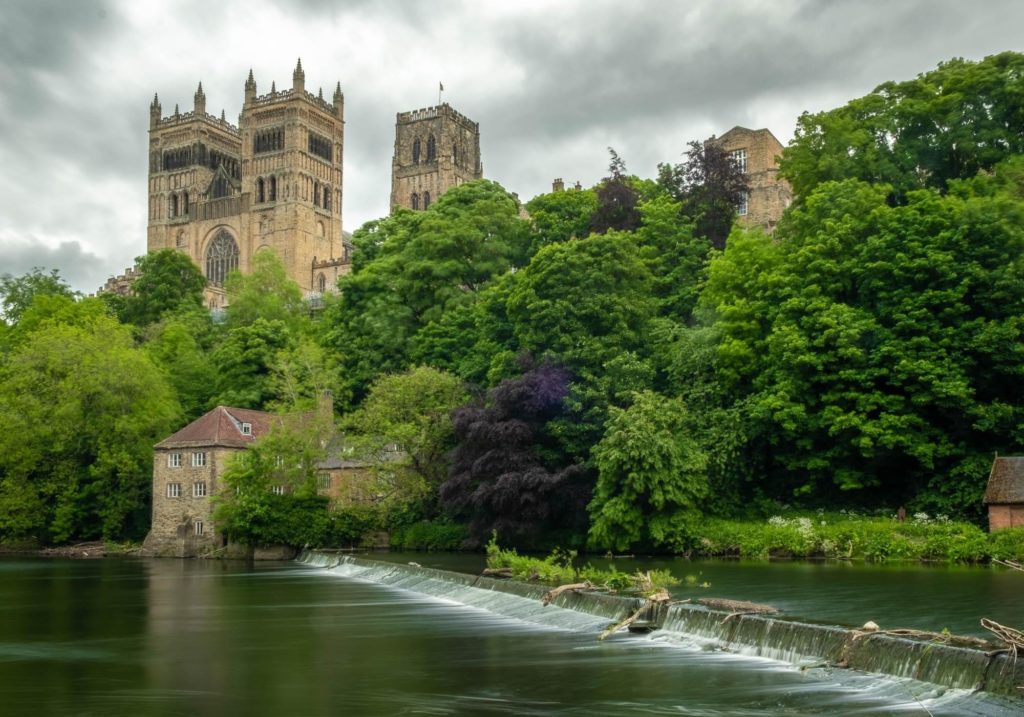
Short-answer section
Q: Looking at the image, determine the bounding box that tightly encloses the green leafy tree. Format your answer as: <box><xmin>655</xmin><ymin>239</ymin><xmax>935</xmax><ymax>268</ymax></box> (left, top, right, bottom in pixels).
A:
<box><xmin>0</xmin><ymin>302</ymin><xmax>180</xmax><ymax>542</ymax></box>
<box><xmin>0</xmin><ymin>268</ymin><xmax>78</xmax><ymax>325</ymax></box>
<box><xmin>224</xmin><ymin>250</ymin><xmax>307</xmax><ymax>331</ymax></box>
<box><xmin>211</xmin><ymin>318</ymin><xmax>296</xmax><ymax>409</ymax></box>
<box><xmin>588</xmin><ymin>391</ymin><xmax>708</xmax><ymax>551</ymax></box>
<box><xmin>143</xmin><ymin>314</ymin><xmax>218</xmax><ymax>421</ymax></box>
<box><xmin>214</xmin><ymin>412</ymin><xmax>335</xmax><ymax>548</ymax></box>
<box><xmin>525</xmin><ymin>185</ymin><xmax>598</xmax><ymax>252</ymax></box>
<box><xmin>323</xmin><ymin>180</ymin><xmax>530</xmax><ymax>402</ymax></box>
<box><xmin>344</xmin><ymin>366</ymin><xmax>469</xmax><ymax>492</ymax></box>
<box><xmin>120</xmin><ymin>249</ymin><xmax>206</xmax><ymax>327</ymax></box>
<box><xmin>704</xmin><ymin>169</ymin><xmax>1024</xmax><ymax>516</ymax></box>
<box><xmin>780</xmin><ymin>52</ymin><xmax>1024</xmax><ymax>203</ymax></box>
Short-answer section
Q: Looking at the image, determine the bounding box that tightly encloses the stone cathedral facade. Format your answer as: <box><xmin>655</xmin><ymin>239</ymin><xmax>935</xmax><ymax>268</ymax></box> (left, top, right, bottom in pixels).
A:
<box><xmin>390</xmin><ymin>103</ymin><xmax>483</xmax><ymax>212</ymax></box>
<box><xmin>147</xmin><ymin>60</ymin><xmax>351</xmax><ymax>307</ymax></box>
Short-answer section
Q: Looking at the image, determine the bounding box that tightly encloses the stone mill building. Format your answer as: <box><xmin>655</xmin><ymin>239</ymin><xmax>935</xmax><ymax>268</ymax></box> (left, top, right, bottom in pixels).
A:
<box><xmin>146</xmin><ymin>60</ymin><xmax>351</xmax><ymax>307</ymax></box>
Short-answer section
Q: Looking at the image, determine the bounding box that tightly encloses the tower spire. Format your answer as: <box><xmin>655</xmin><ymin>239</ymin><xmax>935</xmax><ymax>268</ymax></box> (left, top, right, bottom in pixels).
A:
<box><xmin>193</xmin><ymin>81</ymin><xmax>206</xmax><ymax>114</ymax></box>
<box><xmin>244</xmin><ymin>68</ymin><xmax>257</xmax><ymax>104</ymax></box>
<box><xmin>292</xmin><ymin>57</ymin><xmax>305</xmax><ymax>93</ymax></box>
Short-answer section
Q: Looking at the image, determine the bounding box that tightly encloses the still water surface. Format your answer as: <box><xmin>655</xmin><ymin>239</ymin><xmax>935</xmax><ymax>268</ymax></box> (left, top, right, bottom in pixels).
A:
<box><xmin>0</xmin><ymin>557</ymin><xmax>1020</xmax><ymax>716</ymax></box>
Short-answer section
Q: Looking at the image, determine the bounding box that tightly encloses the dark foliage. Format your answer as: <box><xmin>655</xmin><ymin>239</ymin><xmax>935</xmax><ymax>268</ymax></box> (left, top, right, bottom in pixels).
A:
<box><xmin>659</xmin><ymin>140</ymin><xmax>748</xmax><ymax>250</ymax></box>
<box><xmin>439</xmin><ymin>359</ymin><xmax>591</xmax><ymax>546</ymax></box>
<box><xmin>589</xmin><ymin>148</ymin><xmax>641</xmax><ymax>235</ymax></box>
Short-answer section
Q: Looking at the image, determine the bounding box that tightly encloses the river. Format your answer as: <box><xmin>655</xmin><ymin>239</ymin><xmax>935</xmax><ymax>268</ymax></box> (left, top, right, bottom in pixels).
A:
<box><xmin>0</xmin><ymin>556</ymin><xmax>1020</xmax><ymax>716</ymax></box>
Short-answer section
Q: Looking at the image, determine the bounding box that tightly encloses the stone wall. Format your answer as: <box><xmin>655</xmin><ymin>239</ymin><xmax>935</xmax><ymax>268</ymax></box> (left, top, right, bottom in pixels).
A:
<box><xmin>715</xmin><ymin>127</ymin><xmax>792</xmax><ymax>233</ymax></box>
<box><xmin>143</xmin><ymin>445</ymin><xmax>238</xmax><ymax>557</ymax></box>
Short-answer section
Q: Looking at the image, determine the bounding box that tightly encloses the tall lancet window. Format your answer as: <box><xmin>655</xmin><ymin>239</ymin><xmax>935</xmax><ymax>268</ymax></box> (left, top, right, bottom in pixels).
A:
<box><xmin>205</xmin><ymin>230</ymin><xmax>239</xmax><ymax>285</ymax></box>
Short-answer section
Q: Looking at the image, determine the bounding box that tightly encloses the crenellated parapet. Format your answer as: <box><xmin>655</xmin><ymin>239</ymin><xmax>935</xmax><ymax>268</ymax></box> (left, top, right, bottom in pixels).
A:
<box><xmin>397</xmin><ymin>103</ymin><xmax>478</xmax><ymax>130</ymax></box>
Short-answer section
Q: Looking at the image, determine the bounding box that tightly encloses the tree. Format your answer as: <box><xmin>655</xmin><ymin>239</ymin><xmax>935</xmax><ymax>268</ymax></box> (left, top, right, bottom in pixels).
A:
<box><xmin>702</xmin><ymin>167</ymin><xmax>1024</xmax><ymax>517</ymax></box>
<box><xmin>0</xmin><ymin>302</ymin><xmax>180</xmax><ymax>542</ymax></box>
<box><xmin>439</xmin><ymin>360</ymin><xmax>589</xmax><ymax>546</ymax></box>
<box><xmin>224</xmin><ymin>250</ymin><xmax>306</xmax><ymax>331</ymax></box>
<box><xmin>119</xmin><ymin>249</ymin><xmax>206</xmax><ymax>327</ymax></box>
<box><xmin>322</xmin><ymin>180</ymin><xmax>531</xmax><ymax>403</ymax></box>
<box><xmin>0</xmin><ymin>268</ymin><xmax>78</xmax><ymax>325</ymax></box>
<box><xmin>589</xmin><ymin>148</ymin><xmax>641</xmax><ymax>234</ymax></box>
<box><xmin>345</xmin><ymin>366</ymin><xmax>469</xmax><ymax>491</ymax></box>
<box><xmin>658</xmin><ymin>139</ymin><xmax>749</xmax><ymax>250</ymax></box>
<box><xmin>214</xmin><ymin>412</ymin><xmax>335</xmax><ymax>548</ymax></box>
<box><xmin>143</xmin><ymin>314</ymin><xmax>218</xmax><ymax>421</ymax></box>
<box><xmin>525</xmin><ymin>184</ymin><xmax>598</xmax><ymax>253</ymax></box>
<box><xmin>211</xmin><ymin>318</ymin><xmax>296</xmax><ymax>409</ymax></box>
<box><xmin>780</xmin><ymin>52</ymin><xmax>1024</xmax><ymax>203</ymax></box>
<box><xmin>588</xmin><ymin>391</ymin><xmax>708</xmax><ymax>551</ymax></box>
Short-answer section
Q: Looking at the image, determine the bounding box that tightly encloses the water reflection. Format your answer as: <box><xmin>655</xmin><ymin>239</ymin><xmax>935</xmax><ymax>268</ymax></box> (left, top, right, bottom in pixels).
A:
<box><xmin>0</xmin><ymin>558</ymin><xmax>1020</xmax><ymax>716</ymax></box>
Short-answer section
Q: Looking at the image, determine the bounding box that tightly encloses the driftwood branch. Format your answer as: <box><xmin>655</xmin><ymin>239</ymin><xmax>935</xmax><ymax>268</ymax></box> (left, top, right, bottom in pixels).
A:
<box><xmin>541</xmin><ymin>581</ymin><xmax>593</xmax><ymax>606</ymax></box>
<box><xmin>599</xmin><ymin>589</ymin><xmax>672</xmax><ymax>640</ymax></box>
<box><xmin>481</xmin><ymin>567</ymin><xmax>513</xmax><ymax>578</ymax></box>
<box><xmin>993</xmin><ymin>559</ymin><xmax>1024</xmax><ymax>572</ymax></box>
<box><xmin>981</xmin><ymin>618</ymin><xmax>1024</xmax><ymax>660</ymax></box>
<box><xmin>698</xmin><ymin>597</ymin><xmax>778</xmax><ymax>614</ymax></box>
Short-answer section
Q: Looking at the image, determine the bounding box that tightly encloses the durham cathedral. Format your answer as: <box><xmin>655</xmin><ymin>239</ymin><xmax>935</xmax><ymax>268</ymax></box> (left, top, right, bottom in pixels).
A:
<box><xmin>143</xmin><ymin>60</ymin><xmax>483</xmax><ymax>306</ymax></box>
<box><xmin>132</xmin><ymin>60</ymin><xmax>786</xmax><ymax>304</ymax></box>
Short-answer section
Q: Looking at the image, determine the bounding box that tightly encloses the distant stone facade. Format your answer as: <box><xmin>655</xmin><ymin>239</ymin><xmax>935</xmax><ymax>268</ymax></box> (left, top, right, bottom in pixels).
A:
<box><xmin>713</xmin><ymin>126</ymin><xmax>792</xmax><ymax>233</ymax></box>
<box><xmin>95</xmin><ymin>264</ymin><xmax>142</xmax><ymax>296</ymax></box>
<box><xmin>143</xmin><ymin>404</ymin><xmax>391</xmax><ymax>557</ymax></box>
<box><xmin>984</xmin><ymin>456</ymin><xmax>1024</xmax><ymax>531</ymax></box>
<box><xmin>390</xmin><ymin>103</ymin><xmax>482</xmax><ymax>212</ymax></box>
<box><xmin>147</xmin><ymin>60</ymin><xmax>350</xmax><ymax>308</ymax></box>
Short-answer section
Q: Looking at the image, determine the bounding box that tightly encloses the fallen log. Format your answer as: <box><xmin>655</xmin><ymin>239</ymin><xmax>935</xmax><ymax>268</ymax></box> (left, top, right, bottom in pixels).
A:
<box><xmin>541</xmin><ymin>581</ymin><xmax>593</xmax><ymax>606</ymax></box>
<box><xmin>599</xmin><ymin>589</ymin><xmax>673</xmax><ymax>640</ymax></box>
<box><xmin>698</xmin><ymin>597</ymin><xmax>778</xmax><ymax>614</ymax></box>
<box><xmin>993</xmin><ymin>559</ymin><xmax>1023</xmax><ymax>572</ymax></box>
<box><xmin>481</xmin><ymin>567</ymin><xmax>513</xmax><ymax>578</ymax></box>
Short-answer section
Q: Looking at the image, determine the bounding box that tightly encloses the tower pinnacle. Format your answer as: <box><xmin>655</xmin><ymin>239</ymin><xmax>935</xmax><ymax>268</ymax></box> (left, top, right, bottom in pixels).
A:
<box><xmin>292</xmin><ymin>57</ymin><xmax>305</xmax><ymax>93</ymax></box>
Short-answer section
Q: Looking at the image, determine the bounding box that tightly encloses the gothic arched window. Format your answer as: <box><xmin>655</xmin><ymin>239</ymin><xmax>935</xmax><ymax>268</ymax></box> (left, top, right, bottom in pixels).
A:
<box><xmin>169</xmin><ymin>193</ymin><xmax>178</xmax><ymax>217</ymax></box>
<box><xmin>412</xmin><ymin>138</ymin><xmax>421</xmax><ymax>164</ymax></box>
<box><xmin>452</xmin><ymin>143</ymin><xmax>458</xmax><ymax>166</ymax></box>
<box><xmin>205</xmin><ymin>230</ymin><xmax>240</xmax><ymax>286</ymax></box>
<box><xmin>182</xmin><ymin>192</ymin><xmax>189</xmax><ymax>215</ymax></box>
<box><xmin>423</xmin><ymin>191</ymin><xmax>431</xmax><ymax>209</ymax></box>
<box><xmin>256</xmin><ymin>177</ymin><xmax>265</xmax><ymax>203</ymax></box>
<box><xmin>318</xmin><ymin>274</ymin><xmax>327</xmax><ymax>293</ymax></box>
<box><xmin>411</xmin><ymin>193</ymin><xmax>419</xmax><ymax>210</ymax></box>
<box><xmin>427</xmin><ymin>135</ymin><xmax>436</xmax><ymax>161</ymax></box>
<box><xmin>269</xmin><ymin>176</ymin><xmax>277</xmax><ymax>202</ymax></box>
<box><xmin>314</xmin><ymin>181</ymin><xmax>320</xmax><ymax>207</ymax></box>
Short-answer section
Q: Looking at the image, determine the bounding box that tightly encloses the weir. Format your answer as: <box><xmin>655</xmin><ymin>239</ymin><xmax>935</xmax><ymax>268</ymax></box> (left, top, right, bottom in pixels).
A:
<box><xmin>298</xmin><ymin>551</ymin><xmax>1024</xmax><ymax>699</ymax></box>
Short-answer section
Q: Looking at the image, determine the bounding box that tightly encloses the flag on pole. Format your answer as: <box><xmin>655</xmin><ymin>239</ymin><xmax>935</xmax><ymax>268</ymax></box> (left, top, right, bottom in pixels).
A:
<box><xmin>439</xmin><ymin>82</ymin><xmax>444</xmax><ymax>92</ymax></box>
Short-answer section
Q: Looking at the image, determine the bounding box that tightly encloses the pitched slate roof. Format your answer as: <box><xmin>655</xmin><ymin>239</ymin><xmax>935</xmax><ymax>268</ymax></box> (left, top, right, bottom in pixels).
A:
<box><xmin>155</xmin><ymin>406</ymin><xmax>274</xmax><ymax>449</ymax></box>
<box><xmin>984</xmin><ymin>456</ymin><xmax>1024</xmax><ymax>504</ymax></box>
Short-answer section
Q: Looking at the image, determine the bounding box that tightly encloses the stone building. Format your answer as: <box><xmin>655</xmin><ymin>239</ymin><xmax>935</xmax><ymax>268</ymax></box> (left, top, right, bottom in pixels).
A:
<box><xmin>143</xmin><ymin>406</ymin><xmax>272</xmax><ymax>556</ymax></box>
<box><xmin>390</xmin><ymin>103</ymin><xmax>482</xmax><ymax>212</ymax></box>
<box><xmin>143</xmin><ymin>404</ymin><xmax>387</xmax><ymax>557</ymax></box>
<box><xmin>147</xmin><ymin>60</ymin><xmax>350</xmax><ymax>308</ymax></box>
<box><xmin>984</xmin><ymin>456</ymin><xmax>1024</xmax><ymax>531</ymax></box>
<box><xmin>713</xmin><ymin>126</ymin><xmax>792</xmax><ymax>233</ymax></box>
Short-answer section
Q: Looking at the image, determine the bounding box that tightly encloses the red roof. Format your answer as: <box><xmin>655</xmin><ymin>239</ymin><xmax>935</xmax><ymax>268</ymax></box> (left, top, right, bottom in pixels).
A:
<box><xmin>155</xmin><ymin>406</ymin><xmax>274</xmax><ymax>449</ymax></box>
<box><xmin>985</xmin><ymin>456</ymin><xmax>1024</xmax><ymax>505</ymax></box>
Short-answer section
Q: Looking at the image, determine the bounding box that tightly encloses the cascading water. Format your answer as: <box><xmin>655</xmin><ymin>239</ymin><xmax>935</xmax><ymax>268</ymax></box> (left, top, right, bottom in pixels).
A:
<box><xmin>298</xmin><ymin>550</ymin><xmax>1024</xmax><ymax>702</ymax></box>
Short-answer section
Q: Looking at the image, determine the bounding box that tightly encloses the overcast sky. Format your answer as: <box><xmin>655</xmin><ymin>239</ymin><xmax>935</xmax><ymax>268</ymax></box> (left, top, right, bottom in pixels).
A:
<box><xmin>1</xmin><ymin>0</ymin><xmax>1022</xmax><ymax>293</ymax></box>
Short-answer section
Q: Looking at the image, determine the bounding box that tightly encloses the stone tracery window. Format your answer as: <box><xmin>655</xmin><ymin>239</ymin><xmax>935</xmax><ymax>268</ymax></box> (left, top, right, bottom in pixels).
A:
<box><xmin>412</xmin><ymin>138</ymin><xmax>421</xmax><ymax>164</ymax></box>
<box><xmin>269</xmin><ymin>176</ymin><xmax>277</xmax><ymax>202</ymax></box>
<box><xmin>411</xmin><ymin>192</ymin><xmax>419</xmax><ymax>210</ymax></box>
<box><xmin>423</xmin><ymin>191</ymin><xmax>431</xmax><ymax>210</ymax></box>
<box><xmin>205</xmin><ymin>230</ymin><xmax>239</xmax><ymax>286</ymax></box>
<box><xmin>256</xmin><ymin>177</ymin><xmax>265</xmax><ymax>203</ymax></box>
<box><xmin>427</xmin><ymin>135</ymin><xmax>436</xmax><ymax>162</ymax></box>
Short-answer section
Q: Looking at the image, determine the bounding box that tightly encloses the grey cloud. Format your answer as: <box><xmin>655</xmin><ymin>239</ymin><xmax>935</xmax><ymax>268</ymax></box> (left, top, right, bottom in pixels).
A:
<box><xmin>0</xmin><ymin>236</ymin><xmax>109</xmax><ymax>292</ymax></box>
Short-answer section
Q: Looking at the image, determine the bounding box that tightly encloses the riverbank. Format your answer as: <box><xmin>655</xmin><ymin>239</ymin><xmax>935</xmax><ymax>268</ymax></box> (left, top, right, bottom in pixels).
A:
<box><xmin>0</xmin><ymin>540</ymin><xmax>140</xmax><ymax>559</ymax></box>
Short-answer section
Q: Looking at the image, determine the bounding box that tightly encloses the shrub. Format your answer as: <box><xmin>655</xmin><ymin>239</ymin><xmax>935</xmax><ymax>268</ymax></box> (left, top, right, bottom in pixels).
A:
<box><xmin>988</xmin><ymin>527</ymin><xmax>1024</xmax><ymax>562</ymax></box>
<box><xmin>390</xmin><ymin>520</ymin><xmax>468</xmax><ymax>551</ymax></box>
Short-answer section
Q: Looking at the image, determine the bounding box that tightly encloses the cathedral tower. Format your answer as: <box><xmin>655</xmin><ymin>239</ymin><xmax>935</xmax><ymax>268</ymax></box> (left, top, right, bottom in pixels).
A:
<box><xmin>147</xmin><ymin>61</ymin><xmax>346</xmax><ymax>306</ymax></box>
<box><xmin>390</xmin><ymin>103</ymin><xmax>482</xmax><ymax>212</ymax></box>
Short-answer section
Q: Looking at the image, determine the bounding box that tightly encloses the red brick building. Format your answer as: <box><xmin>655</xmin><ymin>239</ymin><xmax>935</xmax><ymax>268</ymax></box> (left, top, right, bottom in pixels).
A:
<box><xmin>984</xmin><ymin>456</ymin><xmax>1024</xmax><ymax>531</ymax></box>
